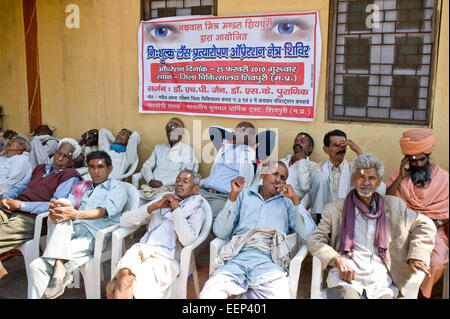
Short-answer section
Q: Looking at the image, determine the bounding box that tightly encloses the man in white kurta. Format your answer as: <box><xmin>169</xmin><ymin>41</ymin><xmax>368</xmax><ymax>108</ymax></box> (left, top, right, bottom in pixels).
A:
<box><xmin>139</xmin><ymin>119</ymin><xmax>198</xmax><ymax>201</ymax></box>
<box><xmin>106</xmin><ymin>170</ymin><xmax>205</xmax><ymax>299</ymax></box>
<box><xmin>0</xmin><ymin>136</ymin><xmax>32</xmax><ymax>196</ymax></box>
<box><xmin>28</xmin><ymin>125</ymin><xmax>59</xmax><ymax>169</ymax></box>
<box><xmin>98</xmin><ymin>128</ymin><xmax>141</xmax><ymax>180</ymax></box>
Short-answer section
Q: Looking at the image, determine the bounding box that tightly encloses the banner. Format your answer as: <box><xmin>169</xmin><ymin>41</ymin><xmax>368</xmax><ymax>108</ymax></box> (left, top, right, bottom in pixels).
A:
<box><xmin>139</xmin><ymin>12</ymin><xmax>321</xmax><ymax>121</ymax></box>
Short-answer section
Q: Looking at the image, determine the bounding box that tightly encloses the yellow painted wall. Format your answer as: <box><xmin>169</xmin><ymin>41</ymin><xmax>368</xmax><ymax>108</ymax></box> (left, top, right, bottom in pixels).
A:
<box><xmin>1</xmin><ymin>0</ymin><xmax>448</xmax><ymax>182</ymax></box>
<box><xmin>0</xmin><ymin>0</ymin><xmax>29</xmax><ymax>133</ymax></box>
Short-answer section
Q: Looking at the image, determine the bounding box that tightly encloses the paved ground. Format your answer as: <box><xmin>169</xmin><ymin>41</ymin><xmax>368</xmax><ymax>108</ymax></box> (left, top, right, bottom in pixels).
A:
<box><xmin>0</xmin><ymin>230</ymin><xmax>312</xmax><ymax>299</ymax></box>
<box><xmin>0</xmin><ymin>235</ymin><xmax>444</xmax><ymax>299</ymax></box>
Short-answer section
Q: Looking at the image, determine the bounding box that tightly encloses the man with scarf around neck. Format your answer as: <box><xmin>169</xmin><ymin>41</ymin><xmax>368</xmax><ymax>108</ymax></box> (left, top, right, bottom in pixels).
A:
<box><xmin>386</xmin><ymin>129</ymin><xmax>449</xmax><ymax>298</ymax></box>
<box><xmin>97</xmin><ymin>127</ymin><xmax>140</xmax><ymax>180</ymax></box>
<box><xmin>309</xmin><ymin>130</ymin><xmax>386</xmax><ymax>224</ymax></box>
<box><xmin>28</xmin><ymin>151</ymin><xmax>128</xmax><ymax>299</ymax></box>
<box><xmin>307</xmin><ymin>154</ymin><xmax>436</xmax><ymax>299</ymax></box>
<box><xmin>199</xmin><ymin>161</ymin><xmax>315</xmax><ymax>299</ymax></box>
<box><xmin>106</xmin><ymin>170</ymin><xmax>205</xmax><ymax>299</ymax></box>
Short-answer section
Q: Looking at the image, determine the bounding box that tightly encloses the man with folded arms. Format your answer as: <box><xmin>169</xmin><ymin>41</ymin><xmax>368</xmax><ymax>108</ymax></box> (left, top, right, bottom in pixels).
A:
<box><xmin>28</xmin><ymin>151</ymin><xmax>127</xmax><ymax>299</ymax></box>
<box><xmin>307</xmin><ymin>154</ymin><xmax>436</xmax><ymax>299</ymax></box>
<box><xmin>386</xmin><ymin>129</ymin><xmax>449</xmax><ymax>298</ymax></box>
<box><xmin>106</xmin><ymin>170</ymin><xmax>205</xmax><ymax>299</ymax></box>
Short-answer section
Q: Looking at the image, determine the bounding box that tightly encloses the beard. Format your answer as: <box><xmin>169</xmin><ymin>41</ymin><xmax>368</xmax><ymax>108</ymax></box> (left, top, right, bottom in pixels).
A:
<box><xmin>408</xmin><ymin>162</ymin><xmax>432</xmax><ymax>187</ymax></box>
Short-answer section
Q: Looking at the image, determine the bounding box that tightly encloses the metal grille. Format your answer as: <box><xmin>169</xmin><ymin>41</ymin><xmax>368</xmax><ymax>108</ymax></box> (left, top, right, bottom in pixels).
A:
<box><xmin>141</xmin><ymin>0</ymin><xmax>216</xmax><ymax>20</ymax></box>
<box><xmin>327</xmin><ymin>0</ymin><xmax>438</xmax><ymax>124</ymax></box>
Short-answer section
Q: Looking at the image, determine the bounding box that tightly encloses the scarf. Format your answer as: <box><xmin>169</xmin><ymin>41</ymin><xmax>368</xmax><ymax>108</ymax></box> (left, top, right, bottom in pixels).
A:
<box><xmin>71</xmin><ymin>180</ymin><xmax>93</xmax><ymax>209</ymax></box>
<box><xmin>338</xmin><ymin>189</ymin><xmax>389</xmax><ymax>262</ymax></box>
<box><xmin>140</xmin><ymin>194</ymin><xmax>204</xmax><ymax>259</ymax></box>
<box><xmin>215</xmin><ymin>142</ymin><xmax>256</xmax><ymax>188</ymax></box>
<box><xmin>110</xmin><ymin>144</ymin><xmax>127</xmax><ymax>153</ymax></box>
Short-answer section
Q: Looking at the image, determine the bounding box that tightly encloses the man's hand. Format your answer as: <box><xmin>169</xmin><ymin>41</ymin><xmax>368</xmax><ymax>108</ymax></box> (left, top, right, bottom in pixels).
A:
<box><xmin>3</xmin><ymin>129</ymin><xmax>18</xmax><ymax>140</ymax></box>
<box><xmin>147</xmin><ymin>196</ymin><xmax>171</xmax><ymax>214</ymax></box>
<box><xmin>408</xmin><ymin>259</ymin><xmax>430</xmax><ymax>277</ymax></box>
<box><xmin>149</xmin><ymin>179</ymin><xmax>163</xmax><ymax>188</ymax></box>
<box><xmin>49</xmin><ymin>199</ymin><xmax>77</xmax><ymax>224</ymax></box>
<box><xmin>1</xmin><ymin>198</ymin><xmax>21</xmax><ymax>214</ymax></box>
<box><xmin>339</xmin><ymin>139</ymin><xmax>362</xmax><ymax>156</ymax></box>
<box><xmin>229</xmin><ymin>177</ymin><xmax>246</xmax><ymax>202</ymax></box>
<box><xmin>399</xmin><ymin>156</ymin><xmax>409</xmax><ymax>179</ymax></box>
<box><xmin>163</xmin><ymin>194</ymin><xmax>181</xmax><ymax>210</ymax></box>
<box><xmin>280</xmin><ymin>184</ymin><xmax>300</xmax><ymax>206</ymax></box>
<box><xmin>335</xmin><ymin>255</ymin><xmax>356</xmax><ymax>283</ymax></box>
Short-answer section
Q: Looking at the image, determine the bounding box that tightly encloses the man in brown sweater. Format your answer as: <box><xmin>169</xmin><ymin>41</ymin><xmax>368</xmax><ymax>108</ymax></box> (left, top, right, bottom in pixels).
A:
<box><xmin>0</xmin><ymin>138</ymin><xmax>82</xmax><ymax>278</ymax></box>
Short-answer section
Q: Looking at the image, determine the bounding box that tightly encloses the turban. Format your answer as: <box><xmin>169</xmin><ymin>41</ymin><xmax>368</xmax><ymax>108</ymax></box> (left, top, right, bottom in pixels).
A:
<box><xmin>167</xmin><ymin>117</ymin><xmax>184</xmax><ymax>128</ymax></box>
<box><xmin>399</xmin><ymin>128</ymin><xmax>435</xmax><ymax>155</ymax></box>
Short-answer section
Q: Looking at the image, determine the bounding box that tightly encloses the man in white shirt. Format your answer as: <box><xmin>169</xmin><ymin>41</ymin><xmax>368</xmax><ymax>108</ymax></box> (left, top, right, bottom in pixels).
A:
<box><xmin>280</xmin><ymin>132</ymin><xmax>316</xmax><ymax>209</ymax></box>
<box><xmin>139</xmin><ymin>118</ymin><xmax>198</xmax><ymax>201</ymax></box>
<box><xmin>98</xmin><ymin>127</ymin><xmax>141</xmax><ymax>180</ymax></box>
<box><xmin>106</xmin><ymin>170</ymin><xmax>205</xmax><ymax>299</ymax></box>
<box><xmin>29</xmin><ymin>124</ymin><xmax>59</xmax><ymax>169</ymax></box>
<box><xmin>0</xmin><ymin>136</ymin><xmax>32</xmax><ymax>196</ymax></box>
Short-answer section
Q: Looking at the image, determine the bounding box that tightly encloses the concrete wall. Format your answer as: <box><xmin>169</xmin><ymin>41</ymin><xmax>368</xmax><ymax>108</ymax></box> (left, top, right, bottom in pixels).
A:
<box><xmin>0</xmin><ymin>0</ymin><xmax>29</xmax><ymax>133</ymax></box>
<box><xmin>0</xmin><ymin>0</ymin><xmax>448</xmax><ymax>181</ymax></box>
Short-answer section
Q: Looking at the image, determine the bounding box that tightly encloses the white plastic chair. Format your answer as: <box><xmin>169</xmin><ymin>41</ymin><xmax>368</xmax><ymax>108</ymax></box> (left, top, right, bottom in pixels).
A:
<box><xmin>310</xmin><ymin>255</ymin><xmax>426</xmax><ymax>299</ymax></box>
<box><xmin>110</xmin><ymin>198</ymin><xmax>213</xmax><ymax>299</ymax></box>
<box><xmin>18</xmin><ymin>212</ymin><xmax>49</xmax><ymax>279</ymax></box>
<box><xmin>209</xmin><ymin>233</ymin><xmax>308</xmax><ymax>299</ymax></box>
<box><xmin>114</xmin><ymin>160</ymin><xmax>139</xmax><ymax>182</ymax></box>
<box><xmin>72</xmin><ymin>182</ymin><xmax>140</xmax><ymax>299</ymax></box>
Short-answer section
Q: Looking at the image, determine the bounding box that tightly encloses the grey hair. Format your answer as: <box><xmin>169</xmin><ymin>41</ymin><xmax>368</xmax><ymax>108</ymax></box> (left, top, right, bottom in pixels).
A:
<box><xmin>58</xmin><ymin>137</ymin><xmax>82</xmax><ymax>160</ymax></box>
<box><xmin>12</xmin><ymin>134</ymin><xmax>32</xmax><ymax>152</ymax></box>
<box><xmin>352</xmin><ymin>153</ymin><xmax>384</xmax><ymax>178</ymax></box>
<box><xmin>179</xmin><ymin>169</ymin><xmax>201</xmax><ymax>186</ymax></box>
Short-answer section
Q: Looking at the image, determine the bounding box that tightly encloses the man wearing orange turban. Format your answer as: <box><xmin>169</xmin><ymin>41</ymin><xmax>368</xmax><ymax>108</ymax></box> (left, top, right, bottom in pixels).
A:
<box><xmin>386</xmin><ymin>129</ymin><xmax>449</xmax><ymax>298</ymax></box>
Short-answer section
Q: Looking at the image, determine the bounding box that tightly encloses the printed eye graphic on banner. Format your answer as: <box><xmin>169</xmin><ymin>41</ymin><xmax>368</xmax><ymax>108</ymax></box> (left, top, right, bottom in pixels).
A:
<box><xmin>145</xmin><ymin>23</ymin><xmax>181</xmax><ymax>44</ymax></box>
<box><xmin>263</xmin><ymin>17</ymin><xmax>314</xmax><ymax>42</ymax></box>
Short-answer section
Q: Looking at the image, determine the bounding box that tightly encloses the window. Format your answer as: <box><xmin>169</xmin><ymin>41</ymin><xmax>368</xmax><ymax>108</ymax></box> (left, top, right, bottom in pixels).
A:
<box><xmin>141</xmin><ymin>0</ymin><xmax>216</xmax><ymax>21</ymax></box>
<box><xmin>327</xmin><ymin>0</ymin><xmax>440</xmax><ymax>124</ymax></box>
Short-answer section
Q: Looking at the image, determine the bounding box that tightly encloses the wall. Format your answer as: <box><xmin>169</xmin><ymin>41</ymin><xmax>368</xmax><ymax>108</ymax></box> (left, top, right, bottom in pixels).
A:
<box><xmin>1</xmin><ymin>0</ymin><xmax>448</xmax><ymax>181</ymax></box>
<box><xmin>0</xmin><ymin>0</ymin><xmax>29</xmax><ymax>133</ymax></box>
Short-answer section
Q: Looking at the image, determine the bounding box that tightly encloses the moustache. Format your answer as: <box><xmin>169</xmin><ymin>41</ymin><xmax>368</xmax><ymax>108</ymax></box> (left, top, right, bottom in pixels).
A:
<box><xmin>336</xmin><ymin>150</ymin><xmax>346</xmax><ymax>155</ymax></box>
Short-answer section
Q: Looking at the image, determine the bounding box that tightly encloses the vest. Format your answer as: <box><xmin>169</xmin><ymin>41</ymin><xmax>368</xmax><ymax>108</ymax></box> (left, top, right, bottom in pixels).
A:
<box><xmin>17</xmin><ymin>164</ymin><xmax>81</xmax><ymax>219</ymax></box>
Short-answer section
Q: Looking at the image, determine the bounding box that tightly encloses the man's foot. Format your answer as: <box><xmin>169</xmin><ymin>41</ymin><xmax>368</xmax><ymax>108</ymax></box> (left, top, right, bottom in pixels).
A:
<box><xmin>44</xmin><ymin>272</ymin><xmax>73</xmax><ymax>299</ymax></box>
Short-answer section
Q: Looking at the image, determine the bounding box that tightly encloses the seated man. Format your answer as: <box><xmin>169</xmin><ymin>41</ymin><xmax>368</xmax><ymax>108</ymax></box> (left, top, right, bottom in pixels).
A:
<box><xmin>29</xmin><ymin>124</ymin><xmax>59</xmax><ymax>168</ymax></box>
<box><xmin>98</xmin><ymin>127</ymin><xmax>140</xmax><ymax>180</ymax></box>
<box><xmin>200</xmin><ymin>121</ymin><xmax>276</xmax><ymax>218</ymax></box>
<box><xmin>106</xmin><ymin>170</ymin><xmax>205</xmax><ymax>299</ymax></box>
<box><xmin>0</xmin><ymin>138</ymin><xmax>82</xmax><ymax>278</ymax></box>
<box><xmin>386</xmin><ymin>129</ymin><xmax>449</xmax><ymax>298</ymax></box>
<box><xmin>28</xmin><ymin>151</ymin><xmax>128</xmax><ymax>299</ymax></box>
<box><xmin>307</xmin><ymin>154</ymin><xmax>436</xmax><ymax>299</ymax></box>
<box><xmin>310</xmin><ymin>129</ymin><xmax>385</xmax><ymax>222</ymax></box>
<box><xmin>199</xmin><ymin>161</ymin><xmax>315</xmax><ymax>299</ymax></box>
<box><xmin>139</xmin><ymin>118</ymin><xmax>198</xmax><ymax>201</ymax></box>
<box><xmin>280</xmin><ymin>132</ymin><xmax>316</xmax><ymax>209</ymax></box>
<box><xmin>0</xmin><ymin>136</ymin><xmax>32</xmax><ymax>196</ymax></box>
<box><xmin>73</xmin><ymin>128</ymin><xmax>99</xmax><ymax>169</ymax></box>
